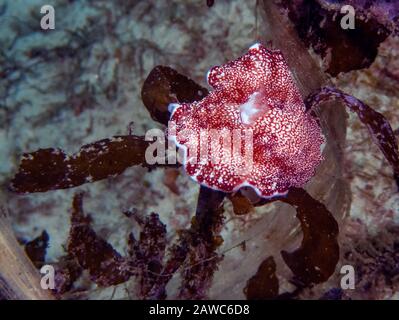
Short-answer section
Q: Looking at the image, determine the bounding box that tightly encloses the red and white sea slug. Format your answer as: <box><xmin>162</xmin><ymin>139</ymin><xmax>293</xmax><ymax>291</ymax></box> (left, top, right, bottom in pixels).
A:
<box><xmin>168</xmin><ymin>43</ymin><xmax>325</xmax><ymax>198</ymax></box>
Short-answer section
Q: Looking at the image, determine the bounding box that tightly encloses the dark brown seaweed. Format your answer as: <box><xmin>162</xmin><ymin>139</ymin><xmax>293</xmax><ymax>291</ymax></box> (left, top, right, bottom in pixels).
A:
<box><xmin>141</xmin><ymin>66</ymin><xmax>209</xmax><ymax>125</ymax></box>
<box><xmin>244</xmin><ymin>256</ymin><xmax>279</xmax><ymax>300</ymax></box>
<box><xmin>280</xmin><ymin>188</ymin><xmax>339</xmax><ymax>285</ymax></box>
<box><xmin>10</xmin><ymin>135</ymin><xmax>150</xmax><ymax>193</ymax></box>
<box><xmin>68</xmin><ymin>193</ymin><xmax>131</xmax><ymax>286</ymax></box>
<box><xmin>306</xmin><ymin>86</ymin><xmax>399</xmax><ymax>190</ymax></box>
<box><xmin>24</xmin><ymin>230</ymin><xmax>49</xmax><ymax>269</ymax></box>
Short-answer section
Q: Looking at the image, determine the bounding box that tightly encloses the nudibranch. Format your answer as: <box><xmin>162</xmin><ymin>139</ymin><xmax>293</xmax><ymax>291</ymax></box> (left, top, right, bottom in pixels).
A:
<box><xmin>168</xmin><ymin>43</ymin><xmax>324</xmax><ymax>198</ymax></box>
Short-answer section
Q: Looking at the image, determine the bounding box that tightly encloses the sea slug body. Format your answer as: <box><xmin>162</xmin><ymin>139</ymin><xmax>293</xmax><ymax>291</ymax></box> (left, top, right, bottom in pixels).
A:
<box><xmin>168</xmin><ymin>43</ymin><xmax>324</xmax><ymax>198</ymax></box>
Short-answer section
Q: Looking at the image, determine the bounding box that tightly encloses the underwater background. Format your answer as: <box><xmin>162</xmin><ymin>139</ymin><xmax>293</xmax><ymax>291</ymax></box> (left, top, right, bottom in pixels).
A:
<box><xmin>0</xmin><ymin>0</ymin><xmax>399</xmax><ymax>299</ymax></box>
